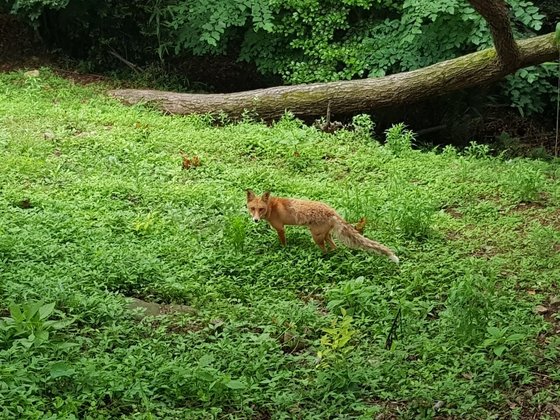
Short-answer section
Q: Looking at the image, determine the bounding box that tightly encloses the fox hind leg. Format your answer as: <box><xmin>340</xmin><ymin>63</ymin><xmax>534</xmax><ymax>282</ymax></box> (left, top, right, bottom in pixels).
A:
<box><xmin>309</xmin><ymin>225</ymin><xmax>331</xmax><ymax>253</ymax></box>
<box><xmin>311</xmin><ymin>232</ymin><xmax>327</xmax><ymax>253</ymax></box>
<box><xmin>326</xmin><ymin>232</ymin><xmax>336</xmax><ymax>251</ymax></box>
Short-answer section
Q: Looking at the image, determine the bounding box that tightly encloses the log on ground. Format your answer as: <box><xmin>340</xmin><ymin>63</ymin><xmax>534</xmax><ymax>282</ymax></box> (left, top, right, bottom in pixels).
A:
<box><xmin>108</xmin><ymin>33</ymin><xmax>558</xmax><ymax>120</ymax></box>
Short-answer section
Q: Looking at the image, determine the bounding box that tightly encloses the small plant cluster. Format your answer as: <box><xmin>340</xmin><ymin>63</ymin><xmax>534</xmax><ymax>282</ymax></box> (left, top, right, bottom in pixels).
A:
<box><xmin>0</xmin><ymin>70</ymin><xmax>558</xmax><ymax>418</ymax></box>
<box><xmin>0</xmin><ymin>301</ymin><xmax>73</xmax><ymax>350</ymax></box>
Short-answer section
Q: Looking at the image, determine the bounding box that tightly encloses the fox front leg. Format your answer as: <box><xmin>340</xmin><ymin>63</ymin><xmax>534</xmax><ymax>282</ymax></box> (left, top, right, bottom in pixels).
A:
<box><xmin>268</xmin><ymin>221</ymin><xmax>287</xmax><ymax>246</ymax></box>
<box><xmin>275</xmin><ymin>228</ymin><xmax>286</xmax><ymax>246</ymax></box>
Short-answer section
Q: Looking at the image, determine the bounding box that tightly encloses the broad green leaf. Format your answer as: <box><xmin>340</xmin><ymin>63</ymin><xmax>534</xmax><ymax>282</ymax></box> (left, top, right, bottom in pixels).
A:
<box><xmin>9</xmin><ymin>304</ymin><xmax>23</xmax><ymax>322</ymax></box>
<box><xmin>26</xmin><ymin>301</ymin><xmax>44</xmax><ymax>319</ymax></box>
<box><xmin>506</xmin><ymin>334</ymin><xmax>526</xmax><ymax>342</ymax></box>
<box><xmin>39</xmin><ymin>302</ymin><xmax>56</xmax><ymax>320</ymax></box>
<box><xmin>196</xmin><ymin>370</ymin><xmax>216</xmax><ymax>382</ymax></box>
<box><xmin>225</xmin><ymin>379</ymin><xmax>247</xmax><ymax>390</ymax></box>
<box><xmin>35</xmin><ymin>330</ymin><xmax>49</xmax><ymax>342</ymax></box>
<box><xmin>493</xmin><ymin>345</ymin><xmax>507</xmax><ymax>357</ymax></box>
<box><xmin>198</xmin><ymin>354</ymin><xmax>215</xmax><ymax>368</ymax></box>
<box><xmin>49</xmin><ymin>362</ymin><xmax>76</xmax><ymax>379</ymax></box>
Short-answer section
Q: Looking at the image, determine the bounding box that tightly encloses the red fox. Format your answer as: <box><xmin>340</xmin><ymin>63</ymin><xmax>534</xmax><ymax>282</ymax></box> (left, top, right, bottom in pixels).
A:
<box><xmin>246</xmin><ymin>190</ymin><xmax>399</xmax><ymax>263</ymax></box>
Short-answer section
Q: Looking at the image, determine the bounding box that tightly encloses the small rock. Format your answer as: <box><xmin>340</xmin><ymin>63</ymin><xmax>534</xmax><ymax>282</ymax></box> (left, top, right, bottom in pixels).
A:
<box><xmin>24</xmin><ymin>69</ymin><xmax>40</xmax><ymax>78</ymax></box>
<box><xmin>433</xmin><ymin>400</ymin><xmax>444</xmax><ymax>410</ymax></box>
<box><xmin>44</xmin><ymin>131</ymin><xmax>55</xmax><ymax>141</ymax></box>
<box><xmin>534</xmin><ymin>305</ymin><xmax>549</xmax><ymax>314</ymax></box>
<box><xmin>126</xmin><ymin>297</ymin><xmax>196</xmax><ymax>321</ymax></box>
<box><xmin>127</xmin><ymin>298</ymin><xmax>162</xmax><ymax>320</ymax></box>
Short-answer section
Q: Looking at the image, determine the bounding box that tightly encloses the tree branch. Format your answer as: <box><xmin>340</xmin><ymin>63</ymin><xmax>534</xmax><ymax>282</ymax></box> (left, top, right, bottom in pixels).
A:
<box><xmin>467</xmin><ymin>0</ymin><xmax>521</xmax><ymax>69</ymax></box>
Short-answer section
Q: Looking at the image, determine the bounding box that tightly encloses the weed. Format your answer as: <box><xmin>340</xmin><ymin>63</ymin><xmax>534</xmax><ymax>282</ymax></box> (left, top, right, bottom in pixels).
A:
<box><xmin>505</xmin><ymin>162</ymin><xmax>546</xmax><ymax>203</ymax></box>
<box><xmin>526</xmin><ymin>223</ymin><xmax>559</xmax><ymax>259</ymax></box>
<box><xmin>317</xmin><ymin>309</ymin><xmax>357</xmax><ymax>368</ymax></box>
<box><xmin>385</xmin><ymin>123</ymin><xmax>414</xmax><ymax>155</ymax></box>
<box><xmin>224</xmin><ymin>214</ymin><xmax>248</xmax><ymax>252</ymax></box>
<box><xmin>480</xmin><ymin>326</ymin><xmax>527</xmax><ymax>358</ymax></box>
<box><xmin>351</xmin><ymin>114</ymin><xmax>376</xmax><ymax>141</ymax></box>
<box><xmin>325</xmin><ymin>277</ymin><xmax>388</xmax><ymax>324</ymax></box>
<box><xmin>384</xmin><ymin>180</ymin><xmax>436</xmax><ymax>239</ymax></box>
<box><xmin>440</xmin><ymin>272</ymin><xmax>495</xmax><ymax>346</ymax></box>
<box><xmin>464</xmin><ymin>141</ymin><xmax>492</xmax><ymax>159</ymax></box>
<box><xmin>0</xmin><ymin>301</ymin><xmax>74</xmax><ymax>349</ymax></box>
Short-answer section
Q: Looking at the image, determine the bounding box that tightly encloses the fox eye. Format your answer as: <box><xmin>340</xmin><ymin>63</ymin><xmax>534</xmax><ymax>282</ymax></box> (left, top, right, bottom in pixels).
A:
<box><xmin>249</xmin><ymin>207</ymin><xmax>255</xmax><ymax>211</ymax></box>
<box><xmin>259</xmin><ymin>208</ymin><xmax>266</xmax><ymax>213</ymax></box>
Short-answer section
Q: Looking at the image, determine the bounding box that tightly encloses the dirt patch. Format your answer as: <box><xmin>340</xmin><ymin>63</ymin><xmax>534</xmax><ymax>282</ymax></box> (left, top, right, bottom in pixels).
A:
<box><xmin>512</xmin><ymin>202</ymin><xmax>547</xmax><ymax>212</ymax></box>
<box><xmin>0</xmin><ymin>14</ymin><xmax>53</xmax><ymax>72</ymax></box>
<box><xmin>505</xmin><ymin>374</ymin><xmax>560</xmax><ymax>420</ymax></box>
<box><xmin>443</xmin><ymin>207</ymin><xmax>463</xmax><ymax>219</ymax></box>
<box><xmin>0</xmin><ymin>13</ymin><xmax>114</xmax><ymax>87</ymax></box>
<box><xmin>471</xmin><ymin>242</ymin><xmax>502</xmax><ymax>259</ymax></box>
<box><xmin>52</xmin><ymin>68</ymin><xmax>111</xmax><ymax>85</ymax></box>
<box><xmin>535</xmin><ymin>296</ymin><xmax>560</xmax><ymax>331</ymax></box>
<box><xmin>367</xmin><ymin>400</ymin><xmax>407</xmax><ymax>419</ymax></box>
<box><xmin>471</xmin><ymin>109</ymin><xmax>558</xmax><ymax>157</ymax></box>
<box><xmin>521</xmin><ymin>208</ymin><xmax>560</xmax><ymax>231</ymax></box>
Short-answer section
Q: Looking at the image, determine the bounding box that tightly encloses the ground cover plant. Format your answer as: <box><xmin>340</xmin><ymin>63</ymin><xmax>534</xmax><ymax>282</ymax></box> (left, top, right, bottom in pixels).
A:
<box><xmin>0</xmin><ymin>69</ymin><xmax>559</xmax><ymax>418</ymax></box>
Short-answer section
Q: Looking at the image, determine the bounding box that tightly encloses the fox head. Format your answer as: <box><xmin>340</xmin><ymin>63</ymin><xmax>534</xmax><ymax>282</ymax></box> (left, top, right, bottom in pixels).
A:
<box><xmin>246</xmin><ymin>190</ymin><xmax>270</xmax><ymax>222</ymax></box>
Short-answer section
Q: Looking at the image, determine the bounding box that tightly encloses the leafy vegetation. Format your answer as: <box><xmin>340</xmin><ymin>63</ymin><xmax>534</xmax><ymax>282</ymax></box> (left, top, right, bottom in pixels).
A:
<box><xmin>0</xmin><ymin>69</ymin><xmax>559</xmax><ymax>418</ymax></box>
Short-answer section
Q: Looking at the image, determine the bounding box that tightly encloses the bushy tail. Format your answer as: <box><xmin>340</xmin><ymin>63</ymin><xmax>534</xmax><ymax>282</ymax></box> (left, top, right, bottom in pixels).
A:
<box><xmin>331</xmin><ymin>216</ymin><xmax>399</xmax><ymax>263</ymax></box>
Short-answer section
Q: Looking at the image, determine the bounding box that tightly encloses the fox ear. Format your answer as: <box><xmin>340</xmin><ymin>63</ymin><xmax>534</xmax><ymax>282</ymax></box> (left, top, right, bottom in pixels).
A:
<box><xmin>262</xmin><ymin>191</ymin><xmax>271</xmax><ymax>202</ymax></box>
<box><xmin>246</xmin><ymin>189</ymin><xmax>256</xmax><ymax>201</ymax></box>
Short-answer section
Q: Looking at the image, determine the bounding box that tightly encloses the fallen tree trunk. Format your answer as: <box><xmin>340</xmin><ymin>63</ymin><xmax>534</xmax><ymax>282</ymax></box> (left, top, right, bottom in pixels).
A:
<box><xmin>109</xmin><ymin>32</ymin><xmax>558</xmax><ymax>120</ymax></box>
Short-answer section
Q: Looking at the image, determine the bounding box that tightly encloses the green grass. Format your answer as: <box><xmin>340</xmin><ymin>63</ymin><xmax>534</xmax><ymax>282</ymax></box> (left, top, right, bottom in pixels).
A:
<box><xmin>1</xmin><ymin>69</ymin><xmax>559</xmax><ymax>419</ymax></box>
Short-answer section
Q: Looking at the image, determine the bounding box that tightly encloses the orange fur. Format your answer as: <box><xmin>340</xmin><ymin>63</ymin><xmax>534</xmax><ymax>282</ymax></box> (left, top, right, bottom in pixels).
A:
<box><xmin>246</xmin><ymin>190</ymin><xmax>399</xmax><ymax>263</ymax></box>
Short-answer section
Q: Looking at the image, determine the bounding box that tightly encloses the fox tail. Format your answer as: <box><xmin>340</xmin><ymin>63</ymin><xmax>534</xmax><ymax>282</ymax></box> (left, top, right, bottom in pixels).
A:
<box><xmin>331</xmin><ymin>216</ymin><xmax>399</xmax><ymax>263</ymax></box>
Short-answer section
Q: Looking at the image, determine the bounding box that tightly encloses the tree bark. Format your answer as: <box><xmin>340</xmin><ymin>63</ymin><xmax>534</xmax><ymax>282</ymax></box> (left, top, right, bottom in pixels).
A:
<box><xmin>467</xmin><ymin>0</ymin><xmax>520</xmax><ymax>69</ymax></box>
<box><xmin>109</xmin><ymin>33</ymin><xmax>558</xmax><ymax>120</ymax></box>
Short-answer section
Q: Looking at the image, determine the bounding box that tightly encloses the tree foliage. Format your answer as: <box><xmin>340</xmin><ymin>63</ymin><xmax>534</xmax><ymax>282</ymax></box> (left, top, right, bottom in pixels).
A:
<box><xmin>3</xmin><ymin>0</ymin><xmax>557</xmax><ymax>114</ymax></box>
<box><xmin>151</xmin><ymin>0</ymin><xmax>547</xmax><ymax>83</ymax></box>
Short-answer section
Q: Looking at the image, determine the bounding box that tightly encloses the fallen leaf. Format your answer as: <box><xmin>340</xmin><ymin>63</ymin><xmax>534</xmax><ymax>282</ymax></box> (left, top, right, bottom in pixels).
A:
<box><xmin>355</xmin><ymin>217</ymin><xmax>367</xmax><ymax>234</ymax></box>
<box><xmin>506</xmin><ymin>400</ymin><xmax>517</xmax><ymax>409</ymax></box>
<box><xmin>180</xmin><ymin>150</ymin><xmax>201</xmax><ymax>170</ymax></box>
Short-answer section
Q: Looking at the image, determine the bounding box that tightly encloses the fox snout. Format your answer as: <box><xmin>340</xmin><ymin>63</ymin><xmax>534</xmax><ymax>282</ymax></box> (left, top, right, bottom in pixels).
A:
<box><xmin>252</xmin><ymin>215</ymin><xmax>260</xmax><ymax>223</ymax></box>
